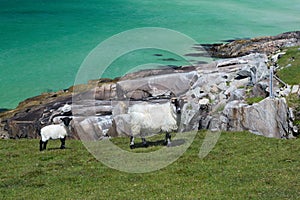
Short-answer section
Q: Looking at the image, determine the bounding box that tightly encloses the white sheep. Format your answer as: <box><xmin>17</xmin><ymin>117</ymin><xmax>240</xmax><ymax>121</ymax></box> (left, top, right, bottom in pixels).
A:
<box><xmin>114</xmin><ymin>102</ymin><xmax>178</xmax><ymax>149</ymax></box>
<box><xmin>39</xmin><ymin>117</ymin><xmax>72</xmax><ymax>151</ymax></box>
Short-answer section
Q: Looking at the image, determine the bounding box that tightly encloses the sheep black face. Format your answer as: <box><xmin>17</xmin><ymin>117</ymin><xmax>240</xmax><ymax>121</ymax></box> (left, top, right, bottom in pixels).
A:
<box><xmin>61</xmin><ymin>117</ymin><xmax>72</xmax><ymax>127</ymax></box>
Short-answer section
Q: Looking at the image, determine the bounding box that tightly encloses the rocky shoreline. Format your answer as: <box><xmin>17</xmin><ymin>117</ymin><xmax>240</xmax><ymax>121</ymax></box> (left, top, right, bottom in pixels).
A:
<box><xmin>1</xmin><ymin>31</ymin><xmax>299</xmax><ymax>140</ymax></box>
<box><xmin>202</xmin><ymin>31</ymin><xmax>300</xmax><ymax>58</ymax></box>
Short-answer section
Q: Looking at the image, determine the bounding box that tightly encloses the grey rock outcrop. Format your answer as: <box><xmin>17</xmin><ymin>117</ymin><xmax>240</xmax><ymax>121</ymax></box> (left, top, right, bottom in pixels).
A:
<box><xmin>1</xmin><ymin>31</ymin><xmax>299</xmax><ymax>140</ymax></box>
<box><xmin>175</xmin><ymin>53</ymin><xmax>272</xmax><ymax>134</ymax></box>
<box><xmin>95</xmin><ymin>83</ymin><xmax>117</xmax><ymax>100</ymax></box>
<box><xmin>178</xmin><ymin>100</ymin><xmax>201</xmax><ymax>132</ymax></box>
<box><xmin>221</xmin><ymin>98</ymin><xmax>292</xmax><ymax>138</ymax></box>
<box><xmin>204</xmin><ymin>31</ymin><xmax>300</xmax><ymax>58</ymax></box>
<box><xmin>116</xmin><ymin>71</ymin><xmax>198</xmax><ymax>100</ymax></box>
<box><xmin>74</xmin><ymin>115</ymin><xmax>112</xmax><ymax>140</ymax></box>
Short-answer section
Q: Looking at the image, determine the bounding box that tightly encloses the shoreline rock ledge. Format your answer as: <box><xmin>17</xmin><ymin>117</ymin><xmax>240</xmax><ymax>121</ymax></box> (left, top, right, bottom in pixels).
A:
<box><xmin>203</xmin><ymin>31</ymin><xmax>300</xmax><ymax>58</ymax></box>
<box><xmin>1</xmin><ymin>31</ymin><xmax>299</xmax><ymax>140</ymax></box>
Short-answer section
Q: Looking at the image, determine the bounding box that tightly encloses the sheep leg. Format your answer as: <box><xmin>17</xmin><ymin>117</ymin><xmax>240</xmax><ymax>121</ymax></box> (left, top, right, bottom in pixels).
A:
<box><xmin>43</xmin><ymin>140</ymin><xmax>48</xmax><ymax>150</ymax></box>
<box><xmin>39</xmin><ymin>140</ymin><xmax>44</xmax><ymax>151</ymax></box>
<box><xmin>130</xmin><ymin>136</ymin><xmax>135</xmax><ymax>149</ymax></box>
<box><xmin>142</xmin><ymin>138</ymin><xmax>149</xmax><ymax>148</ymax></box>
<box><xmin>164</xmin><ymin>132</ymin><xmax>171</xmax><ymax>146</ymax></box>
<box><xmin>60</xmin><ymin>137</ymin><xmax>66</xmax><ymax>149</ymax></box>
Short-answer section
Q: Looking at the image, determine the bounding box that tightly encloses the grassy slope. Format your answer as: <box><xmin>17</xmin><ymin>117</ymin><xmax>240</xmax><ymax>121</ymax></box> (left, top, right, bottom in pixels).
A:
<box><xmin>277</xmin><ymin>46</ymin><xmax>300</xmax><ymax>85</ymax></box>
<box><xmin>1</xmin><ymin>47</ymin><xmax>299</xmax><ymax>200</ymax></box>
<box><xmin>1</xmin><ymin>131</ymin><xmax>300</xmax><ymax>200</ymax></box>
<box><xmin>277</xmin><ymin>46</ymin><xmax>300</xmax><ymax>131</ymax></box>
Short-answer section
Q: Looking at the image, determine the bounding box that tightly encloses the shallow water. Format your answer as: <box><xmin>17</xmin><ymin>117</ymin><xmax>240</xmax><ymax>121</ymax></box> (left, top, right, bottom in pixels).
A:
<box><xmin>0</xmin><ymin>0</ymin><xmax>299</xmax><ymax>108</ymax></box>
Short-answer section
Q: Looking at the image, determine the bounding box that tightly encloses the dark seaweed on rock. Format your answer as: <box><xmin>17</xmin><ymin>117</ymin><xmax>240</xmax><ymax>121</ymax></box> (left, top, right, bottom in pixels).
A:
<box><xmin>0</xmin><ymin>108</ymin><xmax>10</xmax><ymax>113</ymax></box>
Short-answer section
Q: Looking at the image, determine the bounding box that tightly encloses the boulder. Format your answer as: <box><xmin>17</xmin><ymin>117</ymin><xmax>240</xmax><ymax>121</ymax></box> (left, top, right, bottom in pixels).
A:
<box><xmin>208</xmin><ymin>117</ymin><xmax>222</xmax><ymax>132</ymax></box>
<box><xmin>230</xmin><ymin>78</ymin><xmax>249</xmax><ymax>89</ymax></box>
<box><xmin>217</xmin><ymin>82</ymin><xmax>228</xmax><ymax>91</ymax></box>
<box><xmin>95</xmin><ymin>83</ymin><xmax>116</xmax><ymax>100</ymax></box>
<box><xmin>199</xmin><ymin>115</ymin><xmax>213</xmax><ymax>130</ymax></box>
<box><xmin>251</xmin><ymin>81</ymin><xmax>269</xmax><ymax>98</ymax></box>
<box><xmin>279</xmin><ymin>86</ymin><xmax>291</xmax><ymax>97</ymax></box>
<box><xmin>199</xmin><ymin>98</ymin><xmax>210</xmax><ymax>105</ymax></box>
<box><xmin>0</xmin><ymin>122</ymin><xmax>8</xmax><ymax>139</ymax></box>
<box><xmin>271</xmin><ymin>52</ymin><xmax>286</xmax><ymax>63</ymax></box>
<box><xmin>178</xmin><ymin>101</ymin><xmax>201</xmax><ymax>132</ymax></box>
<box><xmin>116</xmin><ymin>71</ymin><xmax>198</xmax><ymax>100</ymax></box>
<box><xmin>222</xmin><ymin>98</ymin><xmax>291</xmax><ymax>138</ymax></box>
<box><xmin>192</xmin><ymin>73</ymin><xmax>228</xmax><ymax>94</ymax></box>
<box><xmin>229</xmin><ymin>89</ymin><xmax>245</xmax><ymax>101</ymax></box>
<box><xmin>291</xmin><ymin>85</ymin><xmax>299</xmax><ymax>94</ymax></box>
<box><xmin>75</xmin><ymin>116</ymin><xmax>112</xmax><ymax>140</ymax></box>
<box><xmin>235</xmin><ymin>54</ymin><xmax>269</xmax><ymax>85</ymax></box>
<box><xmin>72</xmin><ymin>100</ymin><xmax>113</xmax><ymax>116</ymax></box>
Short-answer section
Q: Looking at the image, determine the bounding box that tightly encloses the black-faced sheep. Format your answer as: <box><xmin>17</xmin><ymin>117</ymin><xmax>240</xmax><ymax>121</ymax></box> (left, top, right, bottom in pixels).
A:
<box><xmin>114</xmin><ymin>102</ymin><xmax>178</xmax><ymax>149</ymax></box>
<box><xmin>39</xmin><ymin>117</ymin><xmax>72</xmax><ymax>151</ymax></box>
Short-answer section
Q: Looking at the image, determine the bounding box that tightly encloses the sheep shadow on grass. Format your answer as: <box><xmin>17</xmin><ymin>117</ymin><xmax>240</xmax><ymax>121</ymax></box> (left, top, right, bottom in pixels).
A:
<box><xmin>46</xmin><ymin>147</ymin><xmax>72</xmax><ymax>151</ymax></box>
<box><xmin>131</xmin><ymin>138</ymin><xmax>186</xmax><ymax>149</ymax></box>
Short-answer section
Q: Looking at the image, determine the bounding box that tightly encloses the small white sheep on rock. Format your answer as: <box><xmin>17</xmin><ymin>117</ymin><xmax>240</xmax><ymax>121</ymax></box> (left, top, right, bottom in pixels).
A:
<box><xmin>39</xmin><ymin>117</ymin><xmax>72</xmax><ymax>151</ymax></box>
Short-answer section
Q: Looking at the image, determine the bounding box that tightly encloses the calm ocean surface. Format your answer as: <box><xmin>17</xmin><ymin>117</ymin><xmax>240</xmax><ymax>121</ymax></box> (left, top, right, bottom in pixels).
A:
<box><xmin>0</xmin><ymin>0</ymin><xmax>299</xmax><ymax>108</ymax></box>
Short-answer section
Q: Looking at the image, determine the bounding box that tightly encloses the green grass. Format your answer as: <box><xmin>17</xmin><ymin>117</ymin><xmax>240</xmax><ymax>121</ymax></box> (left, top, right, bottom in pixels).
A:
<box><xmin>244</xmin><ymin>86</ymin><xmax>265</xmax><ymax>105</ymax></box>
<box><xmin>286</xmin><ymin>94</ymin><xmax>300</xmax><ymax>134</ymax></box>
<box><xmin>277</xmin><ymin>46</ymin><xmax>300</xmax><ymax>85</ymax></box>
<box><xmin>276</xmin><ymin>46</ymin><xmax>300</xmax><ymax>135</ymax></box>
<box><xmin>245</xmin><ymin>96</ymin><xmax>265</xmax><ymax>105</ymax></box>
<box><xmin>1</xmin><ymin>132</ymin><xmax>300</xmax><ymax>200</ymax></box>
<box><xmin>286</xmin><ymin>94</ymin><xmax>300</xmax><ymax>109</ymax></box>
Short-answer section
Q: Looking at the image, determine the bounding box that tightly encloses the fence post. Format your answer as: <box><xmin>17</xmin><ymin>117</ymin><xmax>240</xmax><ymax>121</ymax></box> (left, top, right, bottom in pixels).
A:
<box><xmin>269</xmin><ymin>66</ymin><xmax>274</xmax><ymax>99</ymax></box>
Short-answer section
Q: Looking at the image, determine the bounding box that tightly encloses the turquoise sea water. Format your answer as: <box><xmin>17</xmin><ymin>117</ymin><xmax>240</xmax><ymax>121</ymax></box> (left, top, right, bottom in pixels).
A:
<box><xmin>0</xmin><ymin>0</ymin><xmax>299</xmax><ymax>109</ymax></box>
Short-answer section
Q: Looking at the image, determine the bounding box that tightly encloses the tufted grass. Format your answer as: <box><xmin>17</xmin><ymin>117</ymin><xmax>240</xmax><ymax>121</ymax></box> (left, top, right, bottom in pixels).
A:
<box><xmin>1</xmin><ymin>131</ymin><xmax>300</xmax><ymax>200</ymax></box>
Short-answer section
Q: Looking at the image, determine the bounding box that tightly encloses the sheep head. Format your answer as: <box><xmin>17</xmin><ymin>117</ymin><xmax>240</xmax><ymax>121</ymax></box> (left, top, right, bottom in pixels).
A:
<box><xmin>61</xmin><ymin>117</ymin><xmax>72</xmax><ymax>127</ymax></box>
